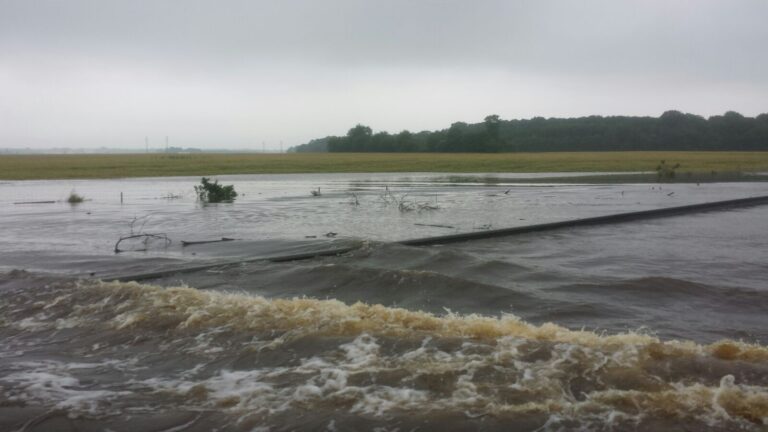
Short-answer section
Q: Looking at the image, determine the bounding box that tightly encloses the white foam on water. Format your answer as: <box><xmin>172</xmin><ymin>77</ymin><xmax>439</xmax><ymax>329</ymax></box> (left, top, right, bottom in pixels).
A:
<box><xmin>1</xmin><ymin>369</ymin><xmax>130</xmax><ymax>416</ymax></box>
<box><xmin>350</xmin><ymin>386</ymin><xmax>429</xmax><ymax>416</ymax></box>
<box><xmin>16</xmin><ymin>316</ymin><xmax>50</xmax><ymax>331</ymax></box>
<box><xmin>2</xmin><ymin>278</ymin><xmax>768</xmax><ymax>429</ymax></box>
<box><xmin>339</xmin><ymin>333</ymin><xmax>380</xmax><ymax>368</ymax></box>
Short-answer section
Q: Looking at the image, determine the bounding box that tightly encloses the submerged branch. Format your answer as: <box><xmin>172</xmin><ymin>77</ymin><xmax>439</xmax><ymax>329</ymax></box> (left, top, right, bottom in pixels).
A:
<box><xmin>114</xmin><ymin>233</ymin><xmax>171</xmax><ymax>253</ymax></box>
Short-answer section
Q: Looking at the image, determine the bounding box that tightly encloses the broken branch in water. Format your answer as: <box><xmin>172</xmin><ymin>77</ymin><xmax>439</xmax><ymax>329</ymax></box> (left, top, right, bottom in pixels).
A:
<box><xmin>414</xmin><ymin>223</ymin><xmax>454</xmax><ymax>229</ymax></box>
<box><xmin>114</xmin><ymin>233</ymin><xmax>171</xmax><ymax>253</ymax></box>
<box><xmin>348</xmin><ymin>193</ymin><xmax>360</xmax><ymax>206</ymax></box>
<box><xmin>379</xmin><ymin>187</ymin><xmax>440</xmax><ymax>212</ymax></box>
<box><xmin>417</xmin><ymin>202</ymin><xmax>440</xmax><ymax>211</ymax></box>
<box><xmin>129</xmin><ymin>215</ymin><xmax>151</xmax><ymax>235</ymax></box>
<box><xmin>181</xmin><ymin>237</ymin><xmax>235</xmax><ymax>247</ymax></box>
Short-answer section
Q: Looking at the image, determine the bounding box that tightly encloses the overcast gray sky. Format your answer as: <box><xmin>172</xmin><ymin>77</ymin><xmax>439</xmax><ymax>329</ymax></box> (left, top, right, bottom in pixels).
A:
<box><xmin>1</xmin><ymin>0</ymin><xmax>767</xmax><ymax>149</ymax></box>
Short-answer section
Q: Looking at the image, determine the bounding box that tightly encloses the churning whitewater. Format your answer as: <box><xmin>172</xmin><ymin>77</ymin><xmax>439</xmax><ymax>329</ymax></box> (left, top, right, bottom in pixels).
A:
<box><xmin>1</xmin><ymin>271</ymin><xmax>767</xmax><ymax>431</ymax></box>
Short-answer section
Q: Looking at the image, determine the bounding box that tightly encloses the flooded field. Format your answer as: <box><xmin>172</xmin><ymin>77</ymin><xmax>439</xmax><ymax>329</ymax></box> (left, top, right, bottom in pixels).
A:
<box><xmin>1</xmin><ymin>173</ymin><xmax>767</xmax><ymax>431</ymax></box>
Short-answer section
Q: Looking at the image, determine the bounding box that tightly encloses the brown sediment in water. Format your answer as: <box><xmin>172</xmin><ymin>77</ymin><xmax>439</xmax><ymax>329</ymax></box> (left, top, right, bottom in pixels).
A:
<box><xmin>66</xmin><ymin>280</ymin><xmax>768</xmax><ymax>360</ymax></box>
<box><xmin>1</xmin><ymin>277</ymin><xmax>767</xmax><ymax>430</ymax></box>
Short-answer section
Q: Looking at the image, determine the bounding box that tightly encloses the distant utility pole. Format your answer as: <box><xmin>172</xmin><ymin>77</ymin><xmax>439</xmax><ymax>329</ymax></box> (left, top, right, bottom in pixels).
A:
<box><xmin>280</xmin><ymin>140</ymin><xmax>283</xmax><ymax>153</ymax></box>
<box><xmin>262</xmin><ymin>141</ymin><xmax>265</xmax><ymax>153</ymax></box>
<box><xmin>165</xmin><ymin>136</ymin><xmax>169</xmax><ymax>153</ymax></box>
<box><xmin>145</xmin><ymin>136</ymin><xmax>149</xmax><ymax>153</ymax></box>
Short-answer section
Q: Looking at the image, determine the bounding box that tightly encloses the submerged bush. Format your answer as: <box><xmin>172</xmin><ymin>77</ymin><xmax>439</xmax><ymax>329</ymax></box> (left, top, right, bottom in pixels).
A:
<box><xmin>194</xmin><ymin>177</ymin><xmax>237</xmax><ymax>203</ymax></box>
<box><xmin>656</xmin><ymin>160</ymin><xmax>681</xmax><ymax>182</ymax></box>
<box><xmin>67</xmin><ymin>191</ymin><xmax>85</xmax><ymax>204</ymax></box>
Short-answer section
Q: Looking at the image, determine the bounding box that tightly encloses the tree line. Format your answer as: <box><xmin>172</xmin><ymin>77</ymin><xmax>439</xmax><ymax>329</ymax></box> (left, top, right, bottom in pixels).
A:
<box><xmin>290</xmin><ymin>111</ymin><xmax>768</xmax><ymax>153</ymax></box>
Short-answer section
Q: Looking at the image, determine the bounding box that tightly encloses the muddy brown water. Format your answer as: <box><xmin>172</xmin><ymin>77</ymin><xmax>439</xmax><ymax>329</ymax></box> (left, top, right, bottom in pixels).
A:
<box><xmin>1</xmin><ymin>174</ymin><xmax>767</xmax><ymax>431</ymax></box>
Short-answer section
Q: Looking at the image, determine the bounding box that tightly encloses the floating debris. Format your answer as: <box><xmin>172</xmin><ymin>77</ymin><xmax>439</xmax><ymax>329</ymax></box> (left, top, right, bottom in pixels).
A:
<box><xmin>13</xmin><ymin>200</ymin><xmax>56</xmax><ymax>205</ymax></box>
<box><xmin>181</xmin><ymin>237</ymin><xmax>235</xmax><ymax>247</ymax></box>
<box><xmin>114</xmin><ymin>233</ymin><xmax>171</xmax><ymax>253</ymax></box>
<box><xmin>414</xmin><ymin>223</ymin><xmax>455</xmax><ymax>229</ymax></box>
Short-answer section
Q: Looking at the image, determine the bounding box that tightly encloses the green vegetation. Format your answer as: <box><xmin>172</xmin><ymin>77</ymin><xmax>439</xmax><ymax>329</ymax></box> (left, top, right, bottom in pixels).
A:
<box><xmin>67</xmin><ymin>191</ymin><xmax>85</xmax><ymax>204</ymax></box>
<box><xmin>1</xmin><ymin>152</ymin><xmax>768</xmax><ymax>180</ymax></box>
<box><xmin>292</xmin><ymin>111</ymin><xmax>768</xmax><ymax>153</ymax></box>
<box><xmin>655</xmin><ymin>160</ymin><xmax>681</xmax><ymax>182</ymax></box>
<box><xmin>194</xmin><ymin>177</ymin><xmax>237</xmax><ymax>203</ymax></box>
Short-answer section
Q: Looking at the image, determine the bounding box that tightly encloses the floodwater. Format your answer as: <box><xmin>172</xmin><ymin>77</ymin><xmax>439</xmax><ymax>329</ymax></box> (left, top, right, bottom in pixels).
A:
<box><xmin>1</xmin><ymin>173</ymin><xmax>767</xmax><ymax>431</ymax></box>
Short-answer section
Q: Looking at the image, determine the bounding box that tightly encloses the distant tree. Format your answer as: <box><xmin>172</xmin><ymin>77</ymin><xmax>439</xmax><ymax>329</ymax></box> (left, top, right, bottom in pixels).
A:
<box><xmin>395</xmin><ymin>130</ymin><xmax>414</xmax><ymax>152</ymax></box>
<box><xmin>484</xmin><ymin>114</ymin><xmax>501</xmax><ymax>141</ymax></box>
<box><xmin>746</xmin><ymin>113</ymin><xmax>768</xmax><ymax>150</ymax></box>
<box><xmin>709</xmin><ymin>111</ymin><xmax>752</xmax><ymax>150</ymax></box>
<box><xmin>442</xmin><ymin>122</ymin><xmax>468</xmax><ymax>152</ymax></box>
<box><xmin>321</xmin><ymin>111</ymin><xmax>768</xmax><ymax>153</ymax></box>
<box><xmin>370</xmin><ymin>131</ymin><xmax>393</xmax><ymax>152</ymax></box>
<box><xmin>347</xmin><ymin>124</ymin><xmax>373</xmax><ymax>151</ymax></box>
<box><xmin>290</xmin><ymin>137</ymin><xmax>329</xmax><ymax>152</ymax></box>
<box><xmin>426</xmin><ymin>130</ymin><xmax>444</xmax><ymax>152</ymax></box>
<box><xmin>483</xmin><ymin>114</ymin><xmax>503</xmax><ymax>151</ymax></box>
<box><xmin>658</xmin><ymin>110</ymin><xmax>709</xmax><ymax>150</ymax></box>
<box><xmin>326</xmin><ymin>136</ymin><xmax>346</xmax><ymax>152</ymax></box>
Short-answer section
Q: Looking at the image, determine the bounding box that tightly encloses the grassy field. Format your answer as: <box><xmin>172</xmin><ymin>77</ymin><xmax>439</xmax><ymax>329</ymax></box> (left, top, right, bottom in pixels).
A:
<box><xmin>1</xmin><ymin>152</ymin><xmax>768</xmax><ymax>180</ymax></box>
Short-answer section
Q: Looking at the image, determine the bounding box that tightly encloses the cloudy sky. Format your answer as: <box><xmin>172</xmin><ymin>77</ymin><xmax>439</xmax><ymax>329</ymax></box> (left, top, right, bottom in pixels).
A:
<box><xmin>1</xmin><ymin>0</ymin><xmax>767</xmax><ymax>150</ymax></box>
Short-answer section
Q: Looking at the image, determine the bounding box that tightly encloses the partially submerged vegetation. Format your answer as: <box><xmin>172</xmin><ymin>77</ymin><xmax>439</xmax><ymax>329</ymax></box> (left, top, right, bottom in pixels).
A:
<box><xmin>194</xmin><ymin>177</ymin><xmax>237</xmax><ymax>203</ymax></box>
<box><xmin>67</xmin><ymin>191</ymin><xmax>84</xmax><ymax>204</ymax></box>
<box><xmin>2</xmin><ymin>152</ymin><xmax>768</xmax><ymax>180</ymax></box>
<box><xmin>655</xmin><ymin>160</ymin><xmax>681</xmax><ymax>182</ymax></box>
<box><xmin>114</xmin><ymin>215</ymin><xmax>170</xmax><ymax>253</ymax></box>
<box><xmin>379</xmin><ymin>187</ymin><xmax>440</xmax><ymax>212</ymax></box>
